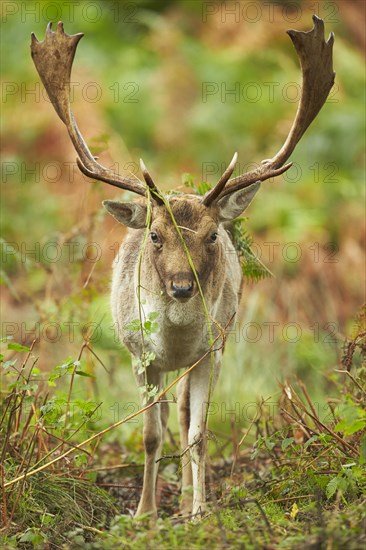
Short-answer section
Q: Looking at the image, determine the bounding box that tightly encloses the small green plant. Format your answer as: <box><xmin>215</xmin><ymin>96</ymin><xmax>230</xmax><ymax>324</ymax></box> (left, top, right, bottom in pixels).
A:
<box><xmin>182</xmin><ymin>173</ymin><xmax>212</xmax><ymax>196</ymax></box>
<box><xmin>126</xmin><ymin>311</ymin><xmax>160</xmax><ymax>378</ymax></box>
<box><xmin>230</xmin><ymin>218</ymin><xmax>272</xmax><ymax>282</ymax></box>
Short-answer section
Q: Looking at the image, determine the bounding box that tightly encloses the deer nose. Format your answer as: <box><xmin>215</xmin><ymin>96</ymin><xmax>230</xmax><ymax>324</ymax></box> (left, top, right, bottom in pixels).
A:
<box><xmin>171</xmin><ymin>279</ymin><xmax>194</xmax><ymax>299</ymax></box>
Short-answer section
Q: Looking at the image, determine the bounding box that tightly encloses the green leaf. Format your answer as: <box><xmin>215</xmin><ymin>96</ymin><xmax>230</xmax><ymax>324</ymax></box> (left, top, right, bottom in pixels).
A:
<box><xmin>48</xmin><ymin>358</ymin><xmax>76</xmax><ymax>381</ymax></box>
<box><xmin>19</xmin><ymin>383</ymin><xmax>38</xmax><ymax>392</ymax></box>
<box><xmin>19</xmin><ymin>528</ymin><xmax>46</xmax><ymax>545</ymax></box>
<box><xmin>144</xmin><ymin>320</ymin><xmax>152</xmax><ymax>331</ymax></box>
<box><xmin>136</xmin><ymin>363</ymin><xmax>145</xmax><ymax>375</ymax></box>
<box><xmin>7</xmin><ymin>342</ymin><xmax>30</xmax><ymax>352</ymax></box>
<box><xmin>335</xmin><ymin>402</ymin><xmax>366</xmax><ymax>435</ymax></box>
<box><xmin>75</xmin><ymin>370</ymin><xmax>96</xmax><ymax>378</ymax></box>
<box><xmin>74</xmin><ymin>453</ymin><xmax>88</xmax><ymax>467</ymax></box>
<box><xmin>183</xmin><ymin>174</ymin><xmax>211</xmax><ymax>195</ymax></box>
<box><xmin>182</xmin><ymin>173</ymin><xmax>195</xmax><ymax>188</ymax></box>
<box><xmin>337</xmin><ymin>477</ymin><xmax>349</xmax><ymax>494</ymax></box>
<box><xmin>147</xmin><ymin>385</ymin><xmax>159</xmax><ymax>398</ymax></box>
<box><xmin>1</xmin><ymin>359</ymin><xmax>17</xmax><ymax>370</ymax></box>
<box><xmin>264</xmin><ymin>438</ymin><xmax>275</xmax><ymax>451</ymax></box>
<box><xmin>230</xmin><ymin>219</ymin><xmax>272</xmax><ymax>282</ymax></box>
<box><xmin>40</xmin><ymin>401</ymin><xmax>63</xmax><ymax>423</ymax></box>
<box><xmin>41</xmin><ymin>514</ymin><xmax>55</xmax><ymax>526</ymax></box>
<box><xmin>144</xmin><ymin>320</ymin><xmax>159</xmax><ymax>334</ymax></box>
<box><xmin>318</xmin><ymin>434</ymin><xmax>332</xmax><ymax>444</ymax></box>
<box><xmin>125</xmin><ymin>319</ymin><xmax>142</xmax><ymax>331</ymax></box>
<box><xmin>148</xmin><ymin>311</ymin><xmax>159</xmax><ymax>321</ymax></box>
<box><xmin>337</xmin><ymin>418</ymin><xmax>366</xmax><ymax>435</ymax></box>
<box><xmin>136</xmin><ymin>351</ymin><xmax>156</xmax><ymax>374</ymax></box>
<box><xmin>304</xmin><ymin>435</ymin><xmax>319</xmax><ymax>449</ymax></box>
<box><xmin>281</xmin><ymin>437</ymin><xmax>295</xmax><ymax>451</ymax></box>
<box><xmin>326</xmin><ymin>477</ymin><xmax>339</xmax><ymax>499</ymax></box>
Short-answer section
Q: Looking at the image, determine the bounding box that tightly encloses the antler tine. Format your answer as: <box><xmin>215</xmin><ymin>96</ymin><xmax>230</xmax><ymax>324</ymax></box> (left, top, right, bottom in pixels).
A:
<box><xmin>31</xmin><ymin>21</ymin><xmax>148</xmax><ymax>198</ymax></box>
<box><xmin>212</xmin><ymin>15</ymin><xmax>335</xmax><ymax>201</ymax></box>
<box><xmin>202</xmin><ymin>152</ymin><xmax>238</xmax><ymax>206</ymax></box>
<box><xmin>139</xmin><ymin>159</ymin><xmax>164</xmax><ymax>205</ymax></box>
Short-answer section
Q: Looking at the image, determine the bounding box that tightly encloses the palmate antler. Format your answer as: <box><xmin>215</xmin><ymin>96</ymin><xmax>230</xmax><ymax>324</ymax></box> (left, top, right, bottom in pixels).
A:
<box><xmin>31</xmin><ymin>21</ymin><xmax>164</xmax><ymax>204</ymax></box>
<box><xmin>203</xmin><ymin>15</ymin><xmax>335</xmax><ymax>206</ymax></box>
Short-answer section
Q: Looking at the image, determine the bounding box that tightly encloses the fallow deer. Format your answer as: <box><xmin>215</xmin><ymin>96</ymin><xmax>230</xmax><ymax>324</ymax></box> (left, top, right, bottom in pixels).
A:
<box><xmin>31</xmin><ymin>16</ymin><xmax>335</xmax><ymax>518</ymax></box>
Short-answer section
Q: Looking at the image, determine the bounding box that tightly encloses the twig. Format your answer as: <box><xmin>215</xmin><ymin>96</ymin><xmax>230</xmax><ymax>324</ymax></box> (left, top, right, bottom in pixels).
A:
<box><xmin>84</xmin><ymin>464</ymin><xmax>143</xmax><ymax>473</ymax></box>
<box><xmin>298</xmin><ymin>380</ymin><xmax>324</xmax><ymax>432</ymax></box>
<box><xmin>9</xmin><ymin>425</ymin><xmax>39</xmax><ymax>523</ymax></box>
<box><xmin>238</xmin><ymin>498</ymin><xmax>273</xmax><ymax>534</ymax></box>
<box><xmin>74</xmin><ymin>523</ymin><xmax>103</xmax><ymax>535</ymax></box>
<box><xmin>230</xmin><ymin>417</ymin><xmax>256</xmax><ymax>477</ymax></box>
<box><xmin>85</xmin><ymin>343</ymin><xmax>110</xmax><ymax>373</ymax></box>
<box><xmin>0</xmin><ymin>340</ymin><xmax>37</xmax><ymax>463</ymax></box>
<box><xmin>40</xmin><ymin>427</ymin><xmax>92</xmax><ymax>456</ymax></box>
<box><xmin>342</xmin><ymin>331</ymin><xmax>366</xmax><ymax>371</ymax></box>
<box><xmin>334</xmin><ymin>369</ymin><xmax>366</xmax><ymax>395</ymax></box>
<box><xmin>280</xmin><ymin>408</ymin><xmax>313</xmax><ymax>440</ymax></box>
<box><xmin>96</xmin><ymin>483</ymin><xmax>141</xmax><ymax>489</ymax></box>
<box><xmin>305</xmin><ymin>445</ymin><xmax>335</xmax><ymax>469</ymax></box>
<box><xmin>0</xmin><ymin>464</ymin><xmax>7</xmax><ymax>528</ymax></box>
<box><xmin>64</xmin><ymin>341</ymin><xmax>87</xmax><ymax>432</ymax></box>
<box><xmin>155</xmin><ymin>440</ymin><xmax>198</xmax><ymax>463</ymax></box>
<box><xmin>301</xmin><ymin>407</ymin><xmax>358</xmax><ymax>456</ymax></box>
<box><xmin>266</xmin><ymin>494</ymin><xmax>314</xmax><ymax>503</ymax></box>
<box><xmin>15</xmin><ymin>356</ymin><xmax>39</xmax><ymax>434</ymax></box>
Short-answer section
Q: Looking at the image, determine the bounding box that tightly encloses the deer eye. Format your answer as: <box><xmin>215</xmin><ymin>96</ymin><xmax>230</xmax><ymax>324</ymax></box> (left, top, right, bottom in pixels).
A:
<box><xmin>150</xmin><ymin>232</ymin><xmax>159</xmax><ymax>244</ymax></box>
<box><xmin>210</xmin><ymin>232</ymin><xmax>218</xmax><ymax>243</ymax></box>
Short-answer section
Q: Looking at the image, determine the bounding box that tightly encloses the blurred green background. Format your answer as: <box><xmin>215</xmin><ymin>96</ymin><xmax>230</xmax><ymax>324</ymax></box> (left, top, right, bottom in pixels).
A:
<box><xmin>1</xmin><ymin>0</ymin><xmax>365</xmax><ymax>441</ymax></box>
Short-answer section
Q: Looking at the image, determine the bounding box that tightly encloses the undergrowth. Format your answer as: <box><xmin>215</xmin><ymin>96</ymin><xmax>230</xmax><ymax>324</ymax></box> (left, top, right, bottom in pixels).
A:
<box><xmin>0</xmin><ymin>307</ymin><xmax>365</xmax><ymax>548</ymax></box>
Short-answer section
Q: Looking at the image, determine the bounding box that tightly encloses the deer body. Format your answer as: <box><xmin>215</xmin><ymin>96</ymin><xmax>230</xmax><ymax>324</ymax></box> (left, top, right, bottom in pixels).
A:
<box><xmin>31</xmin><ymin>17</ymin><xmax>335</xmax><ymax>519</ymax></box>
<box><xmin>108</xmin><ymin>194</ymin><xmax>252</xmax><ymax>516</ymax></box>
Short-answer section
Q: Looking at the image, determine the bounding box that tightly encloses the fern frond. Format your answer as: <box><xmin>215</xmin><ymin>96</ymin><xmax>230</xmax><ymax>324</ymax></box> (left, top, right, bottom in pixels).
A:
<box><xmin>230</xmin><ymin>218</ymin><xmax>273</xmax><ymax>283</ymax></box>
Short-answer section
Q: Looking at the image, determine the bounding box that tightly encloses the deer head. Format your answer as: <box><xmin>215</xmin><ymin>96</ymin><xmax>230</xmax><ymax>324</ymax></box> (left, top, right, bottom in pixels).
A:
<box><xmin>31</xmin><ymin>17</ymin><xmax>335</xmax><ymax>303</ymax></box>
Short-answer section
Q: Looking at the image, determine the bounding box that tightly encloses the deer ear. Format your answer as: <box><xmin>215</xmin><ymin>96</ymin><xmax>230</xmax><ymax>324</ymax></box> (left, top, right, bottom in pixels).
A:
<box><xmin>216</xmin><ymin>182</ymin><xmax>260</xmax><ymax>222</ymax></box>
<box><xmin>102</xmin><ymin>201</ymin><xmax>147</xmax><ymax>229</ymax></box>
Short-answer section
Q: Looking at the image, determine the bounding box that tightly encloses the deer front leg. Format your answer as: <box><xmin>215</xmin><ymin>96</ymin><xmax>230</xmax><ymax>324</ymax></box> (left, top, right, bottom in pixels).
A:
<box><xmin>135</xmin><ymin>369</ymin><xmax>164</xmax><ymax>518</ymax></box>
<box><xmin>188</xmin><ymin>354</ymin><xmax>220</xmax><ymax>517</ymax></box>
<box><xmin>177</xmin><ymin>375</ymin><xmax>193</xmax><ymax>515</ymax></box>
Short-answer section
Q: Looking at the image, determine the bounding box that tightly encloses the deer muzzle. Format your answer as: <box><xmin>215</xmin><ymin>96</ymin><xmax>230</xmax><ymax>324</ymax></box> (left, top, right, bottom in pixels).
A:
<box><xmin>170</xmin><ymin>273</ymin><xmax>195</xmax><ymax>302</ymax></box>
